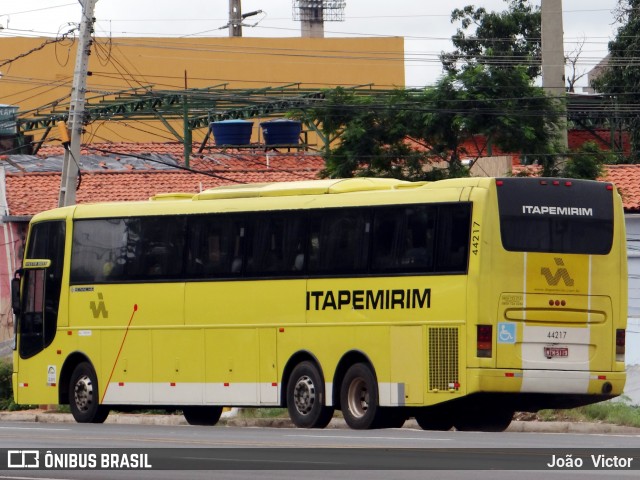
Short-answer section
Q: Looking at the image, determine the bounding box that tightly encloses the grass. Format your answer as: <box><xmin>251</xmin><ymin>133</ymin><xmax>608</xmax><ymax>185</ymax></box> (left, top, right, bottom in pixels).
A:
<box><xmin>237</xmin><ymin>408</ymin><xmax>288</xmax><ymax>419</ymax></box>
<box><xmin>536</xmin><ymin>396</ymin><xmax>640</xmax><ymax>428</ymax></box>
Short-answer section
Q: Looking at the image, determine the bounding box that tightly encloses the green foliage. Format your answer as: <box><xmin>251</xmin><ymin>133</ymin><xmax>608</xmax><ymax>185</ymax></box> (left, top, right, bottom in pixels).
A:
<box><xmin>538</xmin><ymin>396</ymin><xmax>640</xmax><ymax>428</ymax></box>
<box><xmin>443</xmin><ymin>0</ymin><xmax>541</xmax><ymax>80</ymax></box>
<box><xmin>292</xmin><ymin>74</ymin><xmax>559</xmax><ymax>180</ymax></box>
<box><xmin>562</xmin><ymin>141</ymin><xmax>613</xmax><ymax>180</ymax></box>
<box><xmin>288</xmin><ymin>1</ymin><xmax>560</xmax><ymax>179</ymax></box>
<box><xmin>0</xmin><ymin>357</ymin><xmax>37</xmax><ymax>411</ymax></box>
<box><xmin>238</xmin><ymin>408</ymin><xmax>288</xmax><ymax>419</ymax></box>
<box><xmin>0</xmin><ymin>358</ymin><xmax>12</xmax><ymax>410</ymax></box>
<box><xmin>591</xmin><ymin>1</ymin><xmax>640</xmax><ymax>162</ymax></box>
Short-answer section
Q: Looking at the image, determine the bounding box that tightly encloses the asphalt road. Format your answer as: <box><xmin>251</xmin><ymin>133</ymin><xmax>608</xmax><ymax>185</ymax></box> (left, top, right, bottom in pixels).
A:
<box><xmin>0</xmin><ymin>421</ymin><xmax>639</xmax><ymax>480</ymax></box>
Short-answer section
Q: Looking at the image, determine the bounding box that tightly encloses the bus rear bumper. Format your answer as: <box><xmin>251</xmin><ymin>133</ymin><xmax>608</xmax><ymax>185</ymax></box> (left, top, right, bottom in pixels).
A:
<box><xmin>467</xmin><ymin>368</ymin><xmax>626</xmax><ymax>397</ymax></box>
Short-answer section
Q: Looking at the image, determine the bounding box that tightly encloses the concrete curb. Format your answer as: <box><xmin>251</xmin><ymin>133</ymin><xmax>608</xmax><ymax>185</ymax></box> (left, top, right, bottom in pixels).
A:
<box><xmin>1</xmin><ymin>411</ymin><xmax>639</xmax><ymax>434</ymax></box>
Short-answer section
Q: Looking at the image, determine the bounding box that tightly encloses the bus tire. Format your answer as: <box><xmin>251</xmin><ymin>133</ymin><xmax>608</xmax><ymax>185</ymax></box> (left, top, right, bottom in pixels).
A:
<box><xmin>182</xmin><ymin>406</ymin><xmax>223</xmax><ymax>426</ymax></box>
<box><xmin>287</xmin><ymin>361</ymin><xmax>334</xmax><ymax>428</ymax></box>
<box><xmin>454</xmin><ymin>409</ymin><xmax>514</xmax><ymax>432</ymax></box>
<box><xmin>340</xmin><ymin>363</ymin><xmax>382</xmax><ymax>430</ymax></box>
<box><xmin>378</xmin><ymin>407</ymin><xmax>407</xmax><ymax>429</ymax></box>
<box><xmin>414</xmin><ymin>408</ymin><xmax>453</xmax><ymax>431</ymax></box>
<box><xmin>69</xmin><ymin>362</ymin><xmax>110</xmax><ymax>424</ymax></box>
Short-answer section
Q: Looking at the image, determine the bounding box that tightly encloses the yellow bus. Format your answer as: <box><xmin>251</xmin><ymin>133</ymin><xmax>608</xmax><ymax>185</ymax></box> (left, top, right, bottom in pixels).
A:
<box><xmin>11</xmin><ymin>177</ymin><xmax>627</xmax><ymax>431</ymax></box>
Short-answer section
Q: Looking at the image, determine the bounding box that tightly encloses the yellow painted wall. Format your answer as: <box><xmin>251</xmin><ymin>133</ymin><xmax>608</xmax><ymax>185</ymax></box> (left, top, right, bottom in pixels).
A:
<box><xmin>1</xmin><ymin>36</ymin><xmax>404</xmax><ymax>144</ymax></box>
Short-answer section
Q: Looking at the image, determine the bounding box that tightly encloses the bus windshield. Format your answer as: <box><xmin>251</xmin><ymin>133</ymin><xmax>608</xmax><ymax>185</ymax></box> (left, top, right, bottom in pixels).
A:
<box><xmin>496</xmin><ymin>177</ymin><xmax>614</xmax><ymax>255</ymax></box>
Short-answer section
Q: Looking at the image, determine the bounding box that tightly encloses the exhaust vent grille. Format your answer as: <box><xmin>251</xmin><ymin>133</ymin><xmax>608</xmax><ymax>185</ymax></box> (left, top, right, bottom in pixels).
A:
<box><xmin>428</xmin><ymin>327</ymin><xmax>459</xmax><ymax>391</ymax></box>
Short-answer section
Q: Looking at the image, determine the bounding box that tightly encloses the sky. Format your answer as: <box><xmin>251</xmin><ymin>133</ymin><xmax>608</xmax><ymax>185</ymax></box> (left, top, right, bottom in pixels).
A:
<box><xmin>0</xmin><ymin>0</ymin><xmax>623</xmax><ymax>88</ymax></box>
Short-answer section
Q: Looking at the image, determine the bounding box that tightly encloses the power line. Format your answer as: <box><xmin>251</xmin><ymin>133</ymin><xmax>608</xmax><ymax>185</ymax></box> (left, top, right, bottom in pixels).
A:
<box><xmin>0</xmin><ymin>27</ymin><xmax>77</xmax><ymax>69</ymax></box>
<box><xmin>84</xmin><ymin>145</ymin><xmax>245</xmax><ymax>183</ymax></box>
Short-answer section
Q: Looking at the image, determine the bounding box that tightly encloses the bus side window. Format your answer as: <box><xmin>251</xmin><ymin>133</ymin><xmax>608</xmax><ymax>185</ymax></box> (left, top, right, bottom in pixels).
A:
<box><xmin>122</xmin><ymin>217</ymin><xmax>186</xmax><ymax>280</ymax></box>
<box><xmin>434</xmin><ymin>204</ymin><xmax>471</xmax><ymax>273</ymax></box>
<box><xmin>371</xmin><ymin>208</ymin><xmax>398</xmax><ymax>270</ymax></box>
<box><xmin>370</xmin><ymin>205</ymin><xmax>436</xmax><ymax>273</ymax></box>
<box><xmin>186</xmin><ymin>215</ymin><xmax>244</xmax><ymax>277</ymax></box>
<box><xmin>245</xmin><ymin>213</ymin><xmax>304</xmax><ymax>276</ymax></box>
<box><xmin>402</xmin><ymin>206</ymin><xmax>436</xmax><ymax>271</ymax></box>
<box><xmin>308</xmin><ymin>209</ymin><xmax>369</xmax><ymax>274</ymax></box>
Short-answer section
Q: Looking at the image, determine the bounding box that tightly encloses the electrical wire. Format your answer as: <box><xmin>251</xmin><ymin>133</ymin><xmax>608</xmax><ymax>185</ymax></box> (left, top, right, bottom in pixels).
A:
<box><xmin>84</xmin><ymin>145</ymin><xmax>245</xmax><ymax>183</ymax></box>
<box><xmin>0</xmin><ymin>27</ymin><xmax>77</xmax><ymax>69</ymax></box>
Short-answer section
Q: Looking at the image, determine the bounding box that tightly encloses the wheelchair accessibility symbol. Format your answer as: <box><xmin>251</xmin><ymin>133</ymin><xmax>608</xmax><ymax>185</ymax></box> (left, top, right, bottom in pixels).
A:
<box><xmin>498</xmin><ymin>322</ymin><xmax>516</xmax><ymax>344</ymax></box>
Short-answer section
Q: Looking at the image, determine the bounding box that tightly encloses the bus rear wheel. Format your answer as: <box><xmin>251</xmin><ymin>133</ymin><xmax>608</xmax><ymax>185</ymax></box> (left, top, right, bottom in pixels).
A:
<box><xmin>378</xmin><ymin>407</ymin><xmax>407</xmax><ymax>429</ymax></box>
<box><xmin>287</xmin><ymin>361</ymin><xmax>334</xmax><ymax>428</ymax></box>
<box><xmin>182</xmin><ymin>406</ymin><xmax>223</xmax><ymax>426</ymax></box>
<box><xmin>414</xmin><ymin>408</ymin><xmax>453</xmax><ymax>431</ymax></box>
<box><xmin>69</xmin><ymin>362</ymin><xmax>110</xmax><ymax>424</ymax></box>
<box><xmin>340</xmin><ymin>363</ymin><xmax>382</xmax><ymax>430</ymax></box>
<box><xmin>454</xmin><ymin>409</ymin><xmax>514</xmax><ymax>432</ymax></box>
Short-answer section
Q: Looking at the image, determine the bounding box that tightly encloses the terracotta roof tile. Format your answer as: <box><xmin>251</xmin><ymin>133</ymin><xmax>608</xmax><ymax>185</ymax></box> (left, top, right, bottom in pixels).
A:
<box><xmin>8</xmin><ymin>142</ymin><xmax>640</xmax><ymax>216</ymax></box>
<box><xmin>603</xmin><ymin>165</ymin><xmax>640</xmax><ymax>213</ymax></box>
<box><xmin>6</xmin><ymin>167</ymin><xmax>323</xmax><ymax>217</ymax></box>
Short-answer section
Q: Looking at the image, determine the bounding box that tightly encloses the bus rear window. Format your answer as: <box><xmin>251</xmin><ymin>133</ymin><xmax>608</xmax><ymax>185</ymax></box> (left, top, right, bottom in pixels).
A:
<box><xmin>496</xmin><ymin>178</ymin><xmax>614</xmax><ymax>255</ymax></box>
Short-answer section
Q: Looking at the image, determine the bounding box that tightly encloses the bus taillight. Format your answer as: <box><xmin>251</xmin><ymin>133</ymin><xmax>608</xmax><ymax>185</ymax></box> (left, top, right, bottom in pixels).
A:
<box><xmin>477</xmin><ymin>325</ymin><xmax>492</xmax><ymax>358</ymax></box>
<box><xmin>616</xmin><ymin>329</ymin><xmax>625</xmax><ymax>361</ymax></box>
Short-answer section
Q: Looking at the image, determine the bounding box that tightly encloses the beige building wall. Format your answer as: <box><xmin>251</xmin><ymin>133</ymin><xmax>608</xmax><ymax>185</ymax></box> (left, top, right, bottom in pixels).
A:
<box><xmin>1</xmin><ymin>36</ymin><xmax>404</xmax><ymax>145</ymax></box>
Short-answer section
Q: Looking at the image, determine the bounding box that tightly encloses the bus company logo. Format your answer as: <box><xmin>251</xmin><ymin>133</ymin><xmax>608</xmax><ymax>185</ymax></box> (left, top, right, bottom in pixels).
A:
<box><xmin>541</xmin><ymin>258</ymin><xmax>575</xmax><ymax>287</ymax></box>
<box><xmin>7</xmin><ymin>450</ymin><xmax>39</xmax><ymax>468</ymax></box>
<box><xmin>89</xmin><ymin>293</ymin><xmax>109</xmax><ymax>319</ymax></box>
<box><xmin>521</xmin><ymin>205</ymin><xmax>594</xmax><ymax>216</ymax></box>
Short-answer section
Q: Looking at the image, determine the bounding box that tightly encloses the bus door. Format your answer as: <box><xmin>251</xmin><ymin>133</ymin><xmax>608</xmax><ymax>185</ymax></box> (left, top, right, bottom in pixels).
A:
<box><xmin>494</xmin><ymin>178</ymin><xmax>616</xmax><ymax>373</ymax></box>
<box><xmin>13</xmin><ymin>221</ymin><xmax>66</xmax><ymax>360</ymax></box>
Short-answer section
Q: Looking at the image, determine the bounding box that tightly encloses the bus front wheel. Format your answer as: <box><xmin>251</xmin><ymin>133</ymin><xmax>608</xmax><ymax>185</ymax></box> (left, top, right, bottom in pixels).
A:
<box><xmin>69</xmin><ymin>362</ymin><xmax>110</xmax><ymax>424</ymax></box>
<box><xmin>182</xmin><ymin>406</ymin><xmax>223</xmax><ymax>426</ymax></box>
<box><xmin>286</xmin><ymin>361</ymin><xmax>334</xmax><ymax>428</ymax></box>
<box><xmin>340</xmin><ymin>363</ymin><xmax>382</xmax><ymax>429</ymax></box>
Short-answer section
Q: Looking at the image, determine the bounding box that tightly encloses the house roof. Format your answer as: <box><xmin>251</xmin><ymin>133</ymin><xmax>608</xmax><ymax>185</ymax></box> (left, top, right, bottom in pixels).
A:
<box><xmin>602</xmin><ymin>164</ymin><xmax>640</xmax><ymax>213</ymax></box>
<box><xmin>4</xmin><ymin>142</ymin><xmax>640</xmax><ymax>217</ymax></box>
<box><xmin>2</xmin><ymin>143</ymin><xmax>325</xmax><ymax>217</ymax></box>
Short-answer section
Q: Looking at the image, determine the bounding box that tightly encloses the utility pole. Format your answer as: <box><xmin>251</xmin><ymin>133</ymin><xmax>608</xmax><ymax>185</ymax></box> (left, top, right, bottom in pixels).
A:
<box><xmin>229</xmin><ymin>0</ymin><xmax>242</xmax><ymax>37</ymax></box>
<box><xmin>58</xmin><ymin>0</ymin><xmax>97</xmax><ymax>207</ymax></box>
<box><xmin>541</xmin><ymin>0</ymin><xmax>568</xmax><ymax>150</ymax></box>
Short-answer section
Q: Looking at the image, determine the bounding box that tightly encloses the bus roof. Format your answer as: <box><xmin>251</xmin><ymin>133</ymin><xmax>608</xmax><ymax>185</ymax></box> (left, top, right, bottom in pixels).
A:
<box><xmin>31</xmin><ymin>177</ymin><xmax>496</xmax><ymax>222</ymax></box>
<box><xmin>149</xmin><ymin>178</ymin><xmax>424</xmax><ymax>201</ymax></box>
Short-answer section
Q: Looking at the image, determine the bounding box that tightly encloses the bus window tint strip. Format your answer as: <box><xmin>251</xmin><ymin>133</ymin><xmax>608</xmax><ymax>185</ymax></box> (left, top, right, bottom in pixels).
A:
<box><xmin>70</xmin><ymin>203</ymin><xmax>472</xmax><ymax>284</ymax></box>
<box><xmin>496</xmin><ymin>178</ymin><xmax>614</xmax><ymax>255</ymax></box>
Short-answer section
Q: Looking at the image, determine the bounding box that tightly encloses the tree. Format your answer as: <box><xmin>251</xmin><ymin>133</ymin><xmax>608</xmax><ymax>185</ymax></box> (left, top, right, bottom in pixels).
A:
<box><xmin>562</xmin><ymin>141</ymin><xmax>613</xmax><ymax>180</ymax></box>
<box><xmin>442</xmin><ymin>0</ymin><xmax>541</xmax><ymax>80</ymax></box>
<box><xmin>290</xmin><ymin>1</ymin><xmax>562</xmax><ymax>180</ymax></box>
<box><xmin>291</xmin><ymin>88</ymin><xmax>428</xmax><ymax>179</ymax></box>
<box><xmin>591</xmin><ymin>0</ymin><xmax>640</xmax><ymax>162</ymax></box>
<box><xmin>291</xmin><ymin>70</ymin><xmax>560</xmax><ymax>180</ymax></box>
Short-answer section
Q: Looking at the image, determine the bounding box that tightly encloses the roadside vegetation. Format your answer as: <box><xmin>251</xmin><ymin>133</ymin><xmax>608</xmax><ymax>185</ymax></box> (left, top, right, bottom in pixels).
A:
<box><xmin>0</xmin><ymin>357</ymin><xmax>35</xmax><ymax>411</ymax></box>
<box><xmin>536</xmin><ymin>396</ymin><xmax>640</xmax><ymax>428</ymax></box>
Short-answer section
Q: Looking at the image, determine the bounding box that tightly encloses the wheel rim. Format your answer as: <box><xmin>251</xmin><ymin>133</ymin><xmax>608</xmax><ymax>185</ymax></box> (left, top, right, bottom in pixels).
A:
<box><xmin>347</xmin><ymin>377</ymin><xmax>368</xmax><ymax>418</ymax></box>
<box><xmin>293</xmin><ymin>375</ymin><xmax>316</xmax><ymax>415</ymax></box>
<box><xmin>74</xmin><ymin>374</ymin><xmax>94</xmax><ymax>413</ymax></box>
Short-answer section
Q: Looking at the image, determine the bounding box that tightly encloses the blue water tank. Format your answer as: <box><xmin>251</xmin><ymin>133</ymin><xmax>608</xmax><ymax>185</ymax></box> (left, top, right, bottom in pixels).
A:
<box><xmin>260</xmin><ymin>119</ymin><xmax>301</xmax><ymax>145</ymax></box>
<box><xmin>210</xmin><ymin>120</ymin><xmax>253</xmax><ymax>146</ymax></box>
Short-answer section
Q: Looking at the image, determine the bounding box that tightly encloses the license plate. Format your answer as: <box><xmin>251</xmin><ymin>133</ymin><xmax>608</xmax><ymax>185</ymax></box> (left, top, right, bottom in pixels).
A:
<box><xmin>544</xmin><ymin>346</ymin><xmax>568</xmax><ymax>358</ymax></box>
